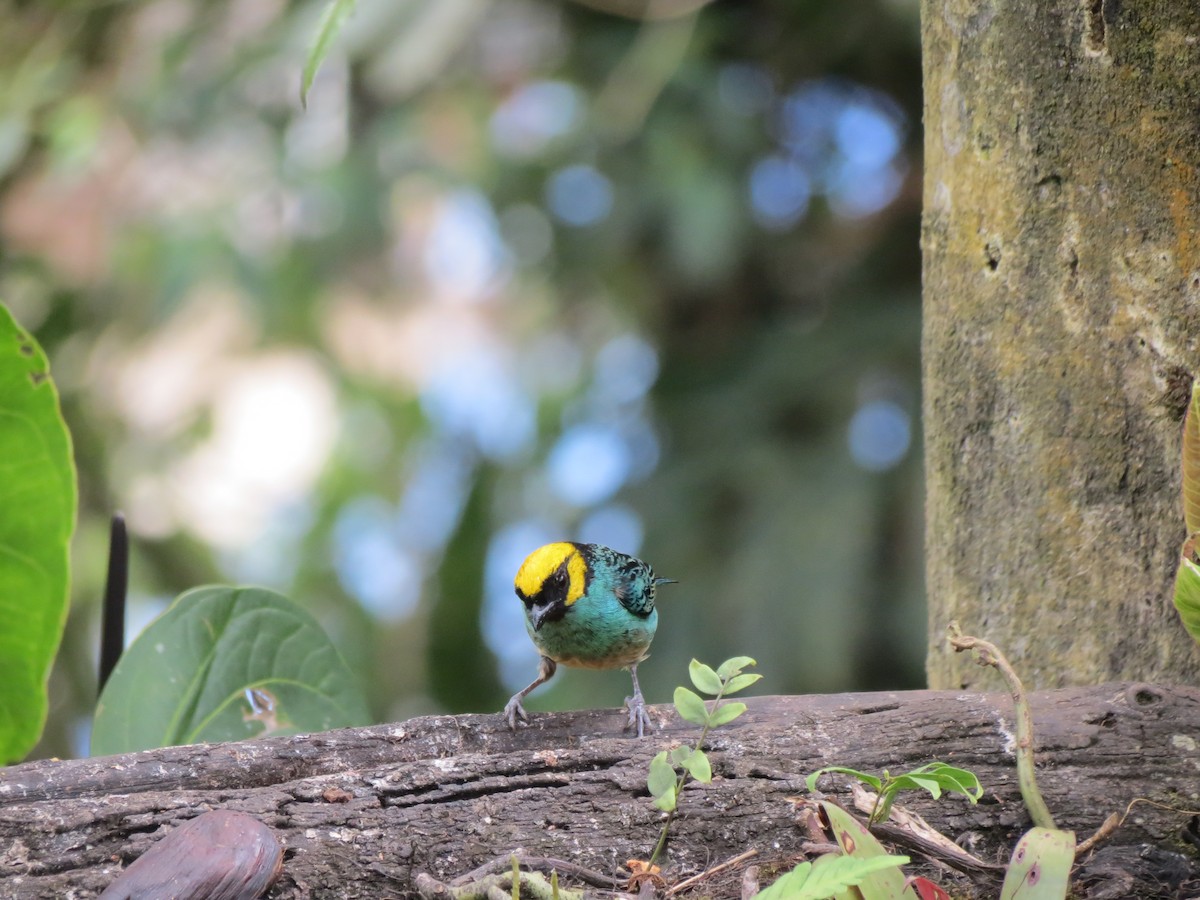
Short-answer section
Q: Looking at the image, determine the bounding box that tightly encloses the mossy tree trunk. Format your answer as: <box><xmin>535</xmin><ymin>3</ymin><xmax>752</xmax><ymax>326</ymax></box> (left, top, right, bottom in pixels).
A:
<box><xmin>922</xmin><ymin>0</ymin><xmax>1200</xmax><ymax>689</ymax></box>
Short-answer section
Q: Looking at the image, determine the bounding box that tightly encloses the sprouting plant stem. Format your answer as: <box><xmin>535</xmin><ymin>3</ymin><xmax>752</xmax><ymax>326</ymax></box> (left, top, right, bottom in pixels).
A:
<box><xmin>647</xmin><ymin>809</ymin><xmax>675</xmax><ymax>869</ymax></box>
<box><xmin>647</xmin><ymin>684</ymin><xmax>728</xmax><ymax>867</ymax></box>
<box><xmin>948</xmin><ymin>623</ymin><xmax>1057</xmax><ymax>829</ymax></box>
<box><xmin>867</xmin><ymin>783</ymin><xmax>886</xmax><ymax>826</ymax></box>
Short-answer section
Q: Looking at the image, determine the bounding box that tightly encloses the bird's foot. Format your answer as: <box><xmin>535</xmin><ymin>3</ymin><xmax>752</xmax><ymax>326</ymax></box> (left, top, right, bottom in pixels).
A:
<box><xmin>503</xmin><ymin>694</ymin><xmax>529</xmax><ymax>730</ymax></box>
<box><xmin>624</xmin><ymin>691</ymin><xmax>654</xmax><ymax>738</ymax></box>
<box><xmin>503</xmin><ymin>658</ymin><xmax>557</xmax><ymax>730</ymax></box>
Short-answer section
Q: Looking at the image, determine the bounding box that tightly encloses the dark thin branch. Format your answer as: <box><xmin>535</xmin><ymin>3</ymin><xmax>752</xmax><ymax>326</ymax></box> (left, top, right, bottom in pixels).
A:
<box><xmin>98</xmin><ymin>512</ymin><xmax>128</xmax><ymax>693</ymax></box>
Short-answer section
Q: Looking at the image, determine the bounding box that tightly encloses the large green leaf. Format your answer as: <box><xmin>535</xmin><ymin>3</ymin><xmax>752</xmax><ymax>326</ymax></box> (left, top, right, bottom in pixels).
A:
<box><xmin>1173</xmin><ymin>538</ymin><xmax>1200</xmax><ymax>645</ymax></box>
<box><xmin>998</xmin><ymin>827</ymin><xmax>1074</xmax><ymax>900</ymax></box>
<box><xmin>1183</xmin><ymin>381</ymin><xmax>1200</xmax><ymax>535</ymax></box>
<box><xmin>0</xmin><ymin>304</ymin><xmax>76</xmax><ymax>764</ymax></box>
<box><xmin>820</xmin><ymin>801</ymin><xmax>919</xmax><ymax>899</ymax></box>
<box><xmin>753</xmin><ymin>853</ymin><xmax>910</xmax><ymax>900</ymax></box>
<box><xmin>92</xmin><ymin>585</ymin><xmax>371</xmax><ymax>755</ymax></box>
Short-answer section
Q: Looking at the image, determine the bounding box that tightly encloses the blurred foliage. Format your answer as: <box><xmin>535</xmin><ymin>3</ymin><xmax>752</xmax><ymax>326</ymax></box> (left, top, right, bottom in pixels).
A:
<box><xmin>0</xmin><ymin>0</ymin><xmax>923</xmax><ymax>761</ymax></box>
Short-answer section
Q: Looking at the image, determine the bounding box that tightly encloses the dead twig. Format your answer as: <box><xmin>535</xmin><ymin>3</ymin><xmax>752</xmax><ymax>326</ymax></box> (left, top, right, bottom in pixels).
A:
<box><xmin>667</xmin><ymin>848</ymin><xmax>758</xmax><ymax>895</ymax></box>
<box><xmin>447</xmin><ymin>851</ymin><xmax>623</xmax><ymax>889</ymax></box>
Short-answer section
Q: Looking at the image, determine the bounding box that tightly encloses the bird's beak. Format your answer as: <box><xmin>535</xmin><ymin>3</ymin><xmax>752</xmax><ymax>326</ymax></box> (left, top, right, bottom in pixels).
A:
<box><xmin>531</xmin><ymin>605</ymin><xmax>549</xmax><ymax>632</ymax></box>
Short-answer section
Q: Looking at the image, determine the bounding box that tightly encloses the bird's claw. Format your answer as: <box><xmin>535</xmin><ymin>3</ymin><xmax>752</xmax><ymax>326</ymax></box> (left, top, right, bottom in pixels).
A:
<box><xmin>503</xmin><ymin>696</ymin><xmax>529</xmax><ymax>730</ymax></box>
<box><xmin>624</xmin><ymin>692</ymin><xmax>654</xmax><ymax>738</ymax></box>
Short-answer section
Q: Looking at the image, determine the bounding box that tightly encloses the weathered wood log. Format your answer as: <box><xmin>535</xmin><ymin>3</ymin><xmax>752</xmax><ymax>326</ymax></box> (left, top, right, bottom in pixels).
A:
<box><xmin>2</xmin><ymin>685</ymin><xmax>1198</xmax><ymax>898</ymax></box>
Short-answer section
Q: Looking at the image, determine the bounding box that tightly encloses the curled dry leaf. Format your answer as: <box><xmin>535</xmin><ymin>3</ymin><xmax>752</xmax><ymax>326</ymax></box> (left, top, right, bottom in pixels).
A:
<box><xmin>98</xmin><ymin>809</ymin><xmax>282</xmax><ymax>900</ymax></box>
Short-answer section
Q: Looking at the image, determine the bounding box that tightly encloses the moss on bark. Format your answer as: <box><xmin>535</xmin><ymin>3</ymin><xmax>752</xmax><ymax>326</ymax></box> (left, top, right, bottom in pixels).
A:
<box><xmin>922</xmin><ymin>0</ymin><xmax>1200</xmax><ymax>688</ymax></box>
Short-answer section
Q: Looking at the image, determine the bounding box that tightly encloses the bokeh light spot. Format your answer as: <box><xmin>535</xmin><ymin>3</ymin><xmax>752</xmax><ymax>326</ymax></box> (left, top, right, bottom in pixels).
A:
<box><xmin>547</xmin><ymin>423</ymin><xmax>631</xmax><ymax>506</ymax></box>
<box><xmin>490</xmin><ymin>80</ymin><xmax>581</xmax><ymax>158</ymax></box>
<box><xmin>333</xmin><ymin>496</ymin><xmax>422</xmax><ymax>622</ymax></box>
<box><xmin>395</xmin><ymin>440</ymin><xmax>475</xmax><ymax>551</ymax></box>
<box><xmin>423</xmin><ymin>190</ymin><xmax>511</xmax><ymax>299</ymax></box>
<box><xmin>774</xmin><ymin>78</ymin><xmax>907</xmax><ymax>222</ymax></box>
<box><xmin>578</xmin><ymin>504</ymin><xmax>644</xmax><ymax>554</ymax></box>
<box><xmin>546</xmin><ymin>164</ymin><xmax>613</xmax><ymax>227</ymax></box>
<box><xmin>749</xmin><ymin>155</ymin><xmax>810</xmax><ymax>230</ymax></box>
<box><xmin>421</xmin><ymin>352</ymin><xmax>535</xmax><ymax>461</ymax></box>
<box><xmin>827</xmin><ymin>160</ymin><xmax>905</xmax><ymax>219</ymax></box>
<box><xmin>848</xmin><ymin>399</ymin><xmax>912</xmax><ymax>471</ymax></box>
<box><xmin>835</xmin><ymin>102</ymin><xmax>901</xmax><ymax>168</ymax></box>
<box><xmin>592</xmin><ymin>334</ymin><xmax>659</xmax><ymax>405</ymax></box>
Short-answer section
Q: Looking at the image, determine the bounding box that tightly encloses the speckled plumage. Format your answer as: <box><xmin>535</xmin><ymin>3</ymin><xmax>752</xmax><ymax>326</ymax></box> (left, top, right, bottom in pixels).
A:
<box><xmin>503</xmin><ymin>542</ymin><xmax>670</xmax><ymax>737</ymax></box>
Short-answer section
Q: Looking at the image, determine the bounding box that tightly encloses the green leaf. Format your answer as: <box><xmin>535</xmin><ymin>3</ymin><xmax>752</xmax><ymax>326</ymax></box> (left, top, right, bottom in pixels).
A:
<box><xmin>821</xmin><ymin>802</ymin><xmax>919</xmax><ymax>898</ymax></box>
<box><xmin>802</xmin><ymin>854</ymin><xmax>910</xmax><ymax>899</ymax></box>
<box><xmin>681</xmin><ymin>748</ymin><xmax>712</xmax><ymax>783</ymax></box>
<box><xmin>652</xmin><ymin>790</ymin><xmax>678</xmax><ymax>812</ymax></box>
<box><xmin>1183</xmin><ymin>380</ymin><xmax>1200</xmax><ymax>535</ymax></box>
<box><xmin>1173</xmin><ymin>543</ymin><xmax>1200</xmax><ymax>645</ymax></box>
<box><xmin>673</xmin><ymin>686</ymin><xmax>710</xmax><ymax>725</ymax></box>
<box><xmin>0</xmin><ymin>304</ymin><xmax>76</xmax><ymax>764</ymax></box>
<box><xmin>716</xmin><ymin>656</ymin><xmax>757</xmax><ymax>680</ymax></box>
<box><xmin>648</xmin><ymin>751</ymin><xmax>678</xmax><ymax>799</ymax></box>
<box><xmin>998</xmin><ymin>827</ymin><xmax>1075</xmax><ymax>900</ymax></box>
<box><xmin>806</xmin><ymin>766</ymin><xmax>883</xmax><ymax>793</ymax></box>
<box><xmin>893</xmin><ymin>774</ymin><xmax>944</xmax><ymax>799</ymax></box>
<box><xmin>91</xmin><ymin>586</ymin><xmax>371</xmax><ymax>755</ymax></box>
<box><xmin>919</xmin><ymin>763</ymin><xmax>983</xmax><ymax>801</ymax></box>
<box><xmin>753</xmin><ymin>854</ymin><xmax>910</xmax><ymax>900</ymax></box>
<box><xmin>752</xmin><ymin>861</ymin><xmax>813</xmax><ymax>900</ymax></box>
<box><xmin>873</xmin><ymin>789</ymin><xmax>900</xmax><ymax>825</ymax></box>
<box><xmin>669</xmin><ymin>745</ymin><xmax>693</xmax><ymax>765</ymax></box>
<box><xmin>723</xmin><ymin>672</ymin><xmax>763</xmax><ymax>695</ymax></box>
<box><xmin>301</xmin><ymin>0</ymin><xmax>356</xmax><ymax>108</ymax></box>
<box><xmin>706</xmin><ymin>700</ymin><xmax>747</xmax><ymax>726</ymax></box>
<box><xmin>862</xmin><ymin>763</ymin><xmax>984</xmax><ymax>824</ymax></box>
<box><xmin>688</xmin><ymin>659</ymin><xmax>723</xmax><ymax>695</ymax></box>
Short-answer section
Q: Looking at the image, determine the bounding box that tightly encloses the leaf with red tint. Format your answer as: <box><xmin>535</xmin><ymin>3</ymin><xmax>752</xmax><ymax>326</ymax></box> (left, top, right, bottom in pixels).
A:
<box><xmin>910</xmin><ymin>876</ymin><xmax>952</xmax><ymax>900</ymax></box>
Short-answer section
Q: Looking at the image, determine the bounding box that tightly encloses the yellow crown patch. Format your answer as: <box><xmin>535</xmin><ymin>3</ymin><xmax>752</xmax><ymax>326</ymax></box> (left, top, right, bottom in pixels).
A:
<box><xmin>515</xmin><ymin>542</ymin><xmax>587</xmax><ymax>606</ymax></box>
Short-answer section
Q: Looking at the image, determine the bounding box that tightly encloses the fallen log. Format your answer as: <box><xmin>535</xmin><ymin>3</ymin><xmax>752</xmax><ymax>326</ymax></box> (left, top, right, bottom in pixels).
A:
<box><xmin>1</xmin><ymin>684</ymin><xmax>1197</xmax><ymax>898</ymax></box>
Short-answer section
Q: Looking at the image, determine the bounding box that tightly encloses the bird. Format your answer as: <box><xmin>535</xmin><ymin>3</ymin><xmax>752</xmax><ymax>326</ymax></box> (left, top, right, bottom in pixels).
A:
<box><xmin>502</xmin><ymin>541</ymin><xmax>673</xmax><ymax>737</ymax></box>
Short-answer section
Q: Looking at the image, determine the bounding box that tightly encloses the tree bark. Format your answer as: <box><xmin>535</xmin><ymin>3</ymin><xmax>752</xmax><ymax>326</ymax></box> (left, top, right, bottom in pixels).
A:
<box><xmin>921</xmin><ymin>0</ymin><xmax>1200</xmax><ymax>689</ymax></box>
<box><xmin>2</xmin><ymin>687</ymin><xmax>1198</xmax><ymax>898</ymax></box>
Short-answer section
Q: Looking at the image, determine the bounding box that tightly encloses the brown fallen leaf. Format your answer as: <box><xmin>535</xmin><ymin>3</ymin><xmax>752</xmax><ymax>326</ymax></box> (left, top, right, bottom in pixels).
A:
<box><xmin>98</xmin><ymin>809</ymin><xmax>282</xmax><ymax>900</ymax></box>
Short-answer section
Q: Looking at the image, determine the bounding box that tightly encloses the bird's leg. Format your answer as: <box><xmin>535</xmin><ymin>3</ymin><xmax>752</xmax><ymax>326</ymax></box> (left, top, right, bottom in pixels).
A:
<box><xmin>503</xmin><ymin>656</ymin><xmax>557</xmax><ymax>729</ymax></box>
<box><xmin>624</xmin><ymin>663</ymin><xmax>653</xmax><ymax>738</ymax></box>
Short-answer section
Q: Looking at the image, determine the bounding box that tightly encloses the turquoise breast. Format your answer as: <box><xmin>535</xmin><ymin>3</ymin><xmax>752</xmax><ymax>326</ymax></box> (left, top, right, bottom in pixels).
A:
<box><xmin>528</xmin><ymin>600</ymin><xmax>657</xmax><ymax>669</ymax></box>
